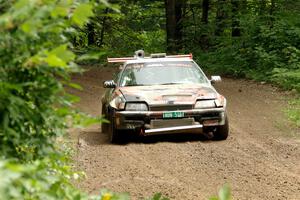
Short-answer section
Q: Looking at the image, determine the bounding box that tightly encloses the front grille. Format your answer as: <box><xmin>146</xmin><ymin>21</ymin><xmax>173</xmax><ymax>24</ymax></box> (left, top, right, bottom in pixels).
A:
<box><xmin>124</xmin><ymin>116</ymin><xmax>150</xmax><ymax>124</ymax></box>
<box><xmin>150</xmin><ymin>104</ymin><xmax>193</xmax><ymax>111</ymax></box>
<box><xmin>150</xmin><ymin>118</ymin><xmax>195</xmax><ymax>129</ymax></box>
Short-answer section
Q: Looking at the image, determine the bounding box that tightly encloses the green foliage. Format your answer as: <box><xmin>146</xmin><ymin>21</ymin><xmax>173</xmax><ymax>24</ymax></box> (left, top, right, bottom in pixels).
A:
<box><xmin>145</xmin><ymin>193</ymin><xmax>169</xmax><ymax>200</ymax></box>
<box><xmin>107</xmin><ymin>0</ymin><xmax>166</xmax><ymax>55</ymax></box>
<box><xmin>96</xmin><ymin>190</ymin><xmax>130</xmax><ymax>200</ymax></box>
<box><xmin>285</xmin><ymin>98</ymin><xmax>300</xmax><ymax>127</ymax></box>
<box><xmin>0</xmin><ymin>0</ymin><xmax>101</xmax><ymax>199</ymax></box>
<box><xmin>0</xmin><ymin>0</ymin><xmax>96</xmax><ymax>160</ymax></box>
<box><xmin>0</xmin><ymin>158</ymin><xmax>87</xmax><ymax>200</ymax></box>
<box><xmin>74</xmin><ymin>0</ymin><xmax>166</xmax><ymax>62</ymax></box>
<box><xmin>209</xmin><ymin>184</ymin><xmax>232</xmax><ymax>200</ymax></box>
<box><xmin>195</xmin><ymin>0</ymin><xmax>300</xmax><ymax>93</ymax></box>
<box><xmin>272</xmin><ymin>69</ymin><xmax>300</xmax><ymax>92</ymax></box>
<box><xmin>72</xmin><ymin>3</ymin><xmax>94</xmax><ymax>27</ymax></box>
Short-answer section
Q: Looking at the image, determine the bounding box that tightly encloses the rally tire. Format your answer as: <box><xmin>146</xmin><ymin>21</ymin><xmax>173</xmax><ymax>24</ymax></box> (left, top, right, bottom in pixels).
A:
<box><xmin>213</xmin><ymin>114</ymin><xmax>229</xmax><ymax>140</ymax></box>
<box><xmin>108</xmin><ymin>111</ymin><xmax>120</xmax><ymax>143</ymax></box>
<box><xmin>101</xmin><ymin>104</ymin><xmax>109</xmax><ymax>133</ymax></box>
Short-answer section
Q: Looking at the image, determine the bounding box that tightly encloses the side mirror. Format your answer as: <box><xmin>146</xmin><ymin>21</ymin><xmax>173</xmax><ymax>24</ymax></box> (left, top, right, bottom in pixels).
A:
<box><xmin>103</xmin><ymin>80</ymin><xmax>116</xmax><ymax>88</ymax></box>
<box><xmin>210</xmin><ymin>76</ymin><xmax>222</xmax><ymax>84</ymax></box>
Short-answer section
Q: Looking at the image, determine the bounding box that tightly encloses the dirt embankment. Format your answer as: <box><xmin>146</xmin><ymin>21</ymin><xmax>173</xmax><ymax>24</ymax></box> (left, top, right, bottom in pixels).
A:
<box><xmin>69</xmin><ymin>67</ymin><xmax>300</xmax><ymax>200</ymax></box>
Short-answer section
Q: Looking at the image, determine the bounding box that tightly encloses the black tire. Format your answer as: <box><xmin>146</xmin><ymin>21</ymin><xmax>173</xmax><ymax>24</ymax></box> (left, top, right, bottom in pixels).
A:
<box><xmin>108</xmin><ymin>111</ymin><xmax>120</xmax><ymax>143</ymax></box>
<box><xmin>213</xmin><ymin>114</ymin><xmax>229</xmax><ymax>140</ymax></box>
<box><xmin>101</xmin><ymin>104</ymin><xmax>109</xmax><ymax>133</ymax></box>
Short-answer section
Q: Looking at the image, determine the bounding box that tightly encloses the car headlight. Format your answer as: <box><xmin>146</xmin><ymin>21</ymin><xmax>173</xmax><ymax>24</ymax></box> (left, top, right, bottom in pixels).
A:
<box><xmin>110</xmin><ymin>95</ymin><xmax>126</xmax><ymax>110</ymax></box>
<box><xmin>215</xmin><ymin>95</ymin><xmax>226</xmax><ymax>108</ymax></box>
<box><xmin>195</xmin><ymin>100</ymin><xmax>216</xmax><ymax>109</ymax></box>
<box><xmin>125</xmin><ymin>103</ymin><xmax>148</xmax><ymax>111</ymax></box>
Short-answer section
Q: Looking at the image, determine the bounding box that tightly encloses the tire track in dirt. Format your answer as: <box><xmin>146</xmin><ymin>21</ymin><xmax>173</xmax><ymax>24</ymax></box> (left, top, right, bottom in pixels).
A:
<box><xmin>70</xmin><ymin>67</ymin><xmax>300</xmax><ymax>200</ymax></box>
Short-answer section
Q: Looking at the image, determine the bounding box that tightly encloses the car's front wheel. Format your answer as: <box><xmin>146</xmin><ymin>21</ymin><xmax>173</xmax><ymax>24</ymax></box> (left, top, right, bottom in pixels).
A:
<box><xmin>107</xmin><ymin>111</ymin><xmax>120</xmax><ymax>143</ymax></box>
<box><xmin>213</xmin><ymin>114</ymin><xmax>229</xmax><ymax>140</ymax></box>
<box><xmin>101</xmin><ymin>104</ymin><xmax>109</xmax><ymax>133</ymax></box>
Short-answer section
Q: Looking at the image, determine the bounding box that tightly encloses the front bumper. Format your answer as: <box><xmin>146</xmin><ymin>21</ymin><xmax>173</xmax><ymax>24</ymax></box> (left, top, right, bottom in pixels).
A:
<box><xmin>114</xmin><ymin>108</ymin><xmax>226</xmax><ymax>135</ymax></box>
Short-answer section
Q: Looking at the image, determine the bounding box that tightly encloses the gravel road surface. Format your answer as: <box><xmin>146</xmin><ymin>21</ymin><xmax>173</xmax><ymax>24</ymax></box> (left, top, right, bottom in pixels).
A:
<box><xmin>69</xmin><ymin>67</ymin><xmax>300</xmax><ymax>200</ymax></box>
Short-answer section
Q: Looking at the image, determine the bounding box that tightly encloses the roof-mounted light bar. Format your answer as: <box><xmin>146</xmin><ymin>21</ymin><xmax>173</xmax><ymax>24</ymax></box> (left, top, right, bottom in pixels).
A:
<box><xmin>150</xmin><ymin>53</ymin><xmax>166</xmax><ymax>58</ymax></box>
<box><xmin>167</xmin><ymin>53</ymin><xmax>193</xmax><ymax>59</ymax></box>
<box><xmin>107</xmin><ymin>57</ymin><xmax>136</xmax><ymax>63</ymax></box>
<box><xmin>107</xmin><ymin>53</ymin><xmax>193</xmax><ymax>63</ymax></box>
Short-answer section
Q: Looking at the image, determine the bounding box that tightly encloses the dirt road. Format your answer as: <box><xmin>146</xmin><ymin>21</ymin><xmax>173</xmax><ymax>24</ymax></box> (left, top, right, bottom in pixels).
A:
<box><xmin>69</xmin><ymin>67</ymin><xmax>300</xmax><ymax>200</ymax></box>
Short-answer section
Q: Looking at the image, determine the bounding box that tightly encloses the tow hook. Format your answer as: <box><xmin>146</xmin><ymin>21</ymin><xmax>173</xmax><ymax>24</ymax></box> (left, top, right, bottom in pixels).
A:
<box><xmin>139</xmin><ymin>128</ymin><xmax>145</xmax><ymax>136</ymax></box>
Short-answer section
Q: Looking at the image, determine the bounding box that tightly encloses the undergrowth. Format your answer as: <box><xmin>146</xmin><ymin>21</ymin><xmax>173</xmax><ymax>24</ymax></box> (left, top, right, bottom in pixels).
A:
<box><xmin>285</xmin><ymin>97</ymin><xmax>300</xmax><ymax>128</ymax></box>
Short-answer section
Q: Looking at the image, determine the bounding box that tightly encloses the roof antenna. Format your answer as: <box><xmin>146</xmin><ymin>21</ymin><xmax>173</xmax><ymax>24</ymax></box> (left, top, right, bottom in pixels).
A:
<box><xmin>134</xmin><ymin>50</ymin><xmax>144</xmax><ymax>58</ymax></box>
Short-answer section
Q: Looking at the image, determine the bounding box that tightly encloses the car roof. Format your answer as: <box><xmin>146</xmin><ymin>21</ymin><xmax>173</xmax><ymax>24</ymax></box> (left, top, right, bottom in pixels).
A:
<box><xmin>125</xmin><ymin>57</ymin><xmax>193</xmax><ymax>64</ymax></box>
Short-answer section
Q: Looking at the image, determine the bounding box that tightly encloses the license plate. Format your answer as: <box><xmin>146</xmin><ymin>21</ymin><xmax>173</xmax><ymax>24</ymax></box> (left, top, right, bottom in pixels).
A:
<box><xmin>163</xmin><ymin>111</ymin><xmax>184</xmax><ymax>118</ymax></box>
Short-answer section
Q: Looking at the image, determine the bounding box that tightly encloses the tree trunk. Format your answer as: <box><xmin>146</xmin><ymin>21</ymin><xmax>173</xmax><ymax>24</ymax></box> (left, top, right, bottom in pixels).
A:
<box><xmin>165</xmin><ymin>0</ymin><xmax>183</xmax><ymax>53</ymax></box>
<box><xmin>87</xmin><ymin>22</ymin><xmax>95</xmax><ymax>46</ymax></box>
<box><xmin>215</xmin><ymin>0</ymin><xmax>227</xmax><ymax>36</ymax></box>
<box><xmin>201</xmin><ymin>0</ymin><xmax>209</xmax><ymax>24</ymax></box>
<box><xmin>231</xmin><ymin>0</ymin><xmax>240</xmax><ymax>37</ymax></box>
<box><xmin>199</xmin><ymin>0</ymin><xmax>210</xmax><ymax>50</ymax></box>
<box><xmin>99</xmin><ymin>8</ymin><xmax>109</xmax><ymax>47</ymax></box>
<box><xmin>175</xmin><ymin>0</ymin><xmax>183</xmax><ymax>49</ymax></box>
<box><xmin>165</xmin><ymin>0</ymin><xmax>176</xmax><ymax>53</ymax></box>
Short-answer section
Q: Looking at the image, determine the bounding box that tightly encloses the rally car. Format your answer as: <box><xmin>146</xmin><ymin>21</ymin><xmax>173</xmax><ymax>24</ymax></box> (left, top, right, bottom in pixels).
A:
<box><xmin>101</xmin><ymin>50</ymin><xmax>229</xmax><ymax>143</ymax></box>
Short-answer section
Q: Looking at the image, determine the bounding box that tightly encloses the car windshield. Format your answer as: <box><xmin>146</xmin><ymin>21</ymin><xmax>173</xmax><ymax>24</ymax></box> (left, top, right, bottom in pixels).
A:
<box><xmin>119</xmin><ymin>61</ymin><xmax>209</xmax><ymax>86</ymax></box>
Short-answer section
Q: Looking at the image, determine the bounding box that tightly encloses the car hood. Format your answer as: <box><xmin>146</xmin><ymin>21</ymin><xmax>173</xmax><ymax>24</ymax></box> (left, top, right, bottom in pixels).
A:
<box><xmin>118</xmin><ymin>84</ymin><xmax>218</xmax><ymax>105</ymax></box>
